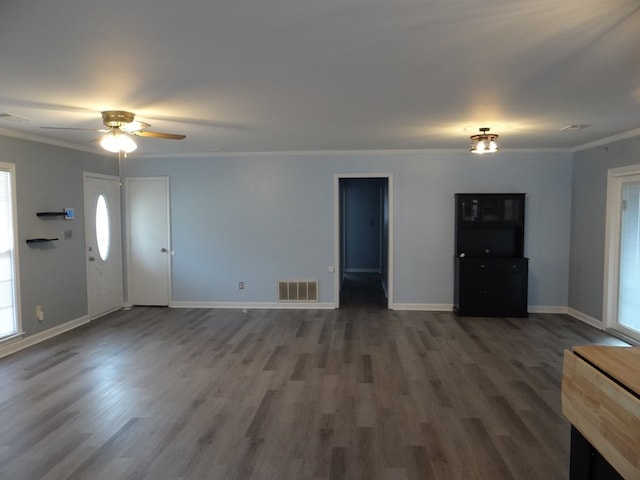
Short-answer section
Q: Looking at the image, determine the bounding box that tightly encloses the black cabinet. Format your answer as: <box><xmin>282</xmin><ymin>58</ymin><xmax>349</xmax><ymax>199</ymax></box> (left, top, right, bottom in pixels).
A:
<box><xmin>454</xmin><ymin>257</ymin><xmax>528</xmax><ymax>317</ymax></box>
<box><xmin>454</xmin><ymin>194</ymin><xmax>528</xmax><ymax>317</ymax></box>
<box><xmin>569</xmin><ymin>427</ymin><xmax>623</xmax><ymax>480</ymax></box>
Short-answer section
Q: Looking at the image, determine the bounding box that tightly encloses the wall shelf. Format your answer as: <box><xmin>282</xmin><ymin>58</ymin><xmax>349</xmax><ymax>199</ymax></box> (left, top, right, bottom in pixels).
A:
<box><xmin>26</xmin><ymin>238</ymin><xmax>59</xmax><ymax>244</ymax></box>
<box><xmin>36</xmin><ymin>211</ymin><xmax>67</xmax><ymax>218</ymax></box>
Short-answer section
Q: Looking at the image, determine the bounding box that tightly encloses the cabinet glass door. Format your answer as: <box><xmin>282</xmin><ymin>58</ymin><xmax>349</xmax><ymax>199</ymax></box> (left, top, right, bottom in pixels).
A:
<box><xmin>480</xmin><ymin>197</ymin><xmax>501</xmax><ymax>222</ymax></box>
<box><xmin>460</xmin><ymin>197</ymin><xmax>480</xmax><ymax>222</ymax></box>
<box><xmin>503</xmin><ymin>197</ymin><xmax>522</xmax><ymax>222</ymax></box>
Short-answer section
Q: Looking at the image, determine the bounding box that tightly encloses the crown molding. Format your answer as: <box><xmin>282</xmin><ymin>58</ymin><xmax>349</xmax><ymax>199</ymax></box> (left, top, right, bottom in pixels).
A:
<box><xmin>134</xmin><ymin>147</ymin><xmax>570</xmax><ymax>159</ymax></box>
<box><xmin>0</xmin><ymin>127</ymin><xmax>108</xmax><ymax>156</ymax></box>
<box><xmin>571</xmin><ymin>127</ymin><xmax>640</xmax><ymax>153</ymax></box>
<box><xmin>3</xmin><ymin>125</ymin><xmax>639</xmax><ymax>158</ymax></box>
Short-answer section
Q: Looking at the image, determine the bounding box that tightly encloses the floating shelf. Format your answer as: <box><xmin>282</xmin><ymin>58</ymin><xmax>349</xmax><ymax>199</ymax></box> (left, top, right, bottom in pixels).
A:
<box><xmin>26</xmin><ymin>238</ymin><xmax>59</xmax><ymax>244</ymax></box>
<box><xmin>37</xmin><ymin>211</ymin><xmax>67</xmax><ymax>217</ymax></box>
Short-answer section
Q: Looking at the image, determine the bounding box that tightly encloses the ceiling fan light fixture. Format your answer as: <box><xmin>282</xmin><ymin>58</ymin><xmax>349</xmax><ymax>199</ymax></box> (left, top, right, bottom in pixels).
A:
<box><xmin>41</xmin><ymin>110</ymin><xmax>185</xmax><ymax>150</ymax></box>
<box><xmin>101</xmin><ymin>110</ymin><xmax>136</xmax><ymax>128</ymax></box>
<box><xmin>470</xmin><ymin>127</ymin><xmax>499</xmax><ymax>154</ymax></box>
<box><xmin>100</xmin><ymin>131</ymin><xmax>137</xmax><ymax>153</ymax></box>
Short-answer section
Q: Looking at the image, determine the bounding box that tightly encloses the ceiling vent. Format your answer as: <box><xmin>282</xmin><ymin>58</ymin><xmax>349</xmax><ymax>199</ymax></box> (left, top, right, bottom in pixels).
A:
<box><xmin>560</xmin><ymin>124</ymin><xmax>591</xmax><ymax>131</ymax></box>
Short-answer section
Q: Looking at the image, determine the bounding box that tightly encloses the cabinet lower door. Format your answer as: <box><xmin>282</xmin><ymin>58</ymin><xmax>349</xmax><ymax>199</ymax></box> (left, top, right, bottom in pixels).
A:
<box><xmin>482</xmin><ymin>271</ymin><xmax>505</xmax><ymax>314</ymax></box>
<box><xmin>458</xmin><ymin>270</ymin><xmax>484</xmax><ymax>316</ymax></box>
<box><xmin>454</xmin><ymin>257</ymin><xmax>528</xmax><ymax>317</ymax></box>
<box><xmin>503</xmin><ymin>271</ymin><xmax>528</xmax><ymax>315</ymax></box>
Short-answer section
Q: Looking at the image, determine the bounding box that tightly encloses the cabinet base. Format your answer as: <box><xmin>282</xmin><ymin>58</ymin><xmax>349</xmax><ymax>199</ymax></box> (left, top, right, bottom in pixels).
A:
<box><xmin>453</xmin><ymin>307</ymin><xmax>528</xmax><ymax>318</ymax></box>
<box><xmin>570</xmin><ymin>426</ymin><xmax>623</xmax><ymax>479</ymax></box>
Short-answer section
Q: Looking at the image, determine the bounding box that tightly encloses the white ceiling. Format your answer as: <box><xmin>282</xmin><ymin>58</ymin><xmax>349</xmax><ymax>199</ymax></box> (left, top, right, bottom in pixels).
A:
<box><xmin>0</xmin><ymin>0</ymin><xmax>639</xmax><ymax>156</ymax></box>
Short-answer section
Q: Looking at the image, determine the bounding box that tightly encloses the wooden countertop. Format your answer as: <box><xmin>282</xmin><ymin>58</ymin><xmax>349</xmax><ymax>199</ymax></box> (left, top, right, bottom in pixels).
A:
<box><xmin>573</xmin><ymin>345</ymin><xmax>640</xmax><ymax>396</ymax></box>
<box><xmin>562</xmin><ymin>345</ymin><xmax>640</xmax><ymax>479</ymax></box>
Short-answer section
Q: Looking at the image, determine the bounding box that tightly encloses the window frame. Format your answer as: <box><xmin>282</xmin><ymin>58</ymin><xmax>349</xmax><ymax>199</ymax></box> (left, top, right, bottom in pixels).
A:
<box><xmin>0</xmin><ymin>162</ymin><xmax>21</xmax><ymax>341</ymax></box>
<box><xmin>95</xmin><ymin>193</ymin><xmax>111</xmax><ymax>262</ymax></box>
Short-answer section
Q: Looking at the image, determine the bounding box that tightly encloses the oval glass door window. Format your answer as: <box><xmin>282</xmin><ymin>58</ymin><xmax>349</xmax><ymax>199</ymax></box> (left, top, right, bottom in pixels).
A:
<box><xmin>96</xmin><ymin>194</ymin><xmax>110</xmax><ymax>261</ymax></box>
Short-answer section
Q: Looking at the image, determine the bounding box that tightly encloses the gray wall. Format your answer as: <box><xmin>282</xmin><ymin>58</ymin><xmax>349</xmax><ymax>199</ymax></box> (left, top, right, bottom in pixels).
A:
<box><xmin>8</xmin><ymin>130</ymin><xmax>640</xmax><ymax>338</ymax></box>
<box><xmin>569</xmin><ymin>136</ymin><xmax>640</xmax><ymax>320</ymax></box>
<box><xmin>1</xmin><ymin>136</ymin><xmax>116</xmax><ymax>337</ymax></box>
<box><xmin>122</xmin><ymin>150</ymin><xmax>573</xmax><ymax>308</ymax></box>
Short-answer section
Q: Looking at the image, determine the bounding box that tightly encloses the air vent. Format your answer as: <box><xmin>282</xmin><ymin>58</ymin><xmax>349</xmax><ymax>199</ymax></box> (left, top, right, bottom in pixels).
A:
<box><xmin>278</xmin><ymin>280</ymin><xmax>318</xmax><ymax>302</ymax></box>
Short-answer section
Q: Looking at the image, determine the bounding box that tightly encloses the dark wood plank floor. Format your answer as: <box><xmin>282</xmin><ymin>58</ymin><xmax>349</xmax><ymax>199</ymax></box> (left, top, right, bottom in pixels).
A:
<box><xmin>0</xmin><ymin>307</ymin><xmax>628</xmax><ymax>479</ymax></box>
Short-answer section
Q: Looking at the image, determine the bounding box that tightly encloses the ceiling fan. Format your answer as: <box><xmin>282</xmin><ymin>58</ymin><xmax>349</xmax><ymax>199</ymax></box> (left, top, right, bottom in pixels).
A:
<box><xmin>42</xmin><ymin>110</ymin><xmax>186</xmax><ymax>153</ymax></box>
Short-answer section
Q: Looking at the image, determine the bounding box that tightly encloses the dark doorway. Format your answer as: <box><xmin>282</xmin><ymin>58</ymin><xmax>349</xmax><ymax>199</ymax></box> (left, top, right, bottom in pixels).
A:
<box><xmin>339</xmin><ymin>177</ymin><xmax>389</xmax><ymax>309</ymax></box>
<box><xmin>340</xmin><ymin>272</ymin><xmax>387</xmax><ymax>309</ymax></box>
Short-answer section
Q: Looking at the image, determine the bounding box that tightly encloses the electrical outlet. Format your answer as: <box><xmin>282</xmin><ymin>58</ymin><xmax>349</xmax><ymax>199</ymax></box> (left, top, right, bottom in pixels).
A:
<box><xmin>239</xmin><ymin>281</ymin><xmax>244</xmax><ymax>290</ymax></box>
<box><xmin>35</xmin><ymin>305</ymin><xmax>44</xmax><ymax>322</ymax></box>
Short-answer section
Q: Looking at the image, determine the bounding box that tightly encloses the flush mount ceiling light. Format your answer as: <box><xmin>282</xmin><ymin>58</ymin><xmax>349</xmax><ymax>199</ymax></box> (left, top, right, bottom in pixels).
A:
<box><xmin>470</xmin><ymin>127</ymin><xmax>499</xmax><ymax>154</ymax></box>
<box><xmin>99</xmin><ymin>130</ymin><xmax>137</xmax><ymax>154</ymax></box>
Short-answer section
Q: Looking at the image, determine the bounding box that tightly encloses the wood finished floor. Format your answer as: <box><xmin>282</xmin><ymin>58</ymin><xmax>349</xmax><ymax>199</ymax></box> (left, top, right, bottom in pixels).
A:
<box><xmin>0</xmin><ymin>307</ymin><xmax>628</xmax><ymax>480</ymax></box>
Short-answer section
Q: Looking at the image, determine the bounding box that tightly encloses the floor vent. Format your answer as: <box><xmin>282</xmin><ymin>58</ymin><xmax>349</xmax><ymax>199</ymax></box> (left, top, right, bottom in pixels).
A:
<box><xmin>278</xmin><ymin>281</ymin><xmax>318</xmax><ymax>302</ymax></box>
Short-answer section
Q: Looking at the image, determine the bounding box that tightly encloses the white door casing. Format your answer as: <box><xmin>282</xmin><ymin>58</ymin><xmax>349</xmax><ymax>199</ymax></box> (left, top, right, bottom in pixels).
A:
<box><xmin>603</xmin><ymin>165</ymin><xmax>640</xmax><ymax>343</ymax></box>
<box><xmin>84</xmin><ymin>173</ymin><xmax>123</xmax><ymax>318</ymax></box>
<box><xmin>334</xmin><ymin>173</ymin><xmax>394</xmax><ymax>309</ymax></box>
<box><xmin>125</xmin><ymin>177</ymin><xmax>171</xmax><ymax>306</ymax></box>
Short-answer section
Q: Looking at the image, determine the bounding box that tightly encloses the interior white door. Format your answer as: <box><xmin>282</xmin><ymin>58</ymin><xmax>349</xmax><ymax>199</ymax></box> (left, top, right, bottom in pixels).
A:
<box><xmin>84</xmin><ymin>173</ymin><xmax>123</xmax><ymax>318</ymax></box>
<box><xmin>126</xmin><ymin>177</ymin><xmax>171</xmax><ymax>306</ymax></box>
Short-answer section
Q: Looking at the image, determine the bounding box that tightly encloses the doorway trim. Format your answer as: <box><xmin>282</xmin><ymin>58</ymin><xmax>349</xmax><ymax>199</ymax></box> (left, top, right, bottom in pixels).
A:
<box><xmin>603</xmin><ymin>164</ymin><xmax>640</xmax><ymax>343</ymax></box>
<box><xmin>334</xmin><ymin>173</ymin><xmax>393</xmax><ymax>309</ymax></box>
<box><xmin>124</xmin><ymin>176</ymin><xmax>172</xmax><ymax>307</ymax></box>
<box><xmin>84</xmin><ymin>172</ymin><xmax>123</xmax><ymax>319</ymax></box>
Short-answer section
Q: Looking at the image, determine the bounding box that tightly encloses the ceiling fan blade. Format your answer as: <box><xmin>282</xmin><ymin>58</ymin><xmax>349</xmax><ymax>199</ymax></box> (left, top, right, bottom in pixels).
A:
<box><xmin>132</xmin><ymin>130</ymin><xmax>186</xmax><ymax>140</ymax></box>
<box><xmin>41</xmin><ymin>126</ymin><xmax>109</xmax><ymax>132</ymax></box>
<box><xmin>121</xmin><ymin>121</ymin><xmax>151</xmax><ymax>133</ymax></box>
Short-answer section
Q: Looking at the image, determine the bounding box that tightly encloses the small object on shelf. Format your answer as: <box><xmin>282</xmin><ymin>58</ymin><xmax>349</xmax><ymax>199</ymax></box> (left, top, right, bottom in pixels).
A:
<box><xmin>26</xmin><ymin>238</ymin><xmax>59</xmax><ymax>244</ymax></box>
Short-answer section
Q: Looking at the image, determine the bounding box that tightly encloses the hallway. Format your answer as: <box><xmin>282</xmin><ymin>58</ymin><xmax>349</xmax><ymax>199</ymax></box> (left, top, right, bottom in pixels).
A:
<box><xmin>340</xmin><ymin>272</ymin><xmax>387</xmax><ymax>309</ymax></box>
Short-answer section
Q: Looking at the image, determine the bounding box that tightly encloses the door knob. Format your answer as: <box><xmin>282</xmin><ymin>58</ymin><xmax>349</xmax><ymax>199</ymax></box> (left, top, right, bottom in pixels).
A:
<box><xmin>160</xmin><ymin>248</ymin><xmax>168</xmax><ymax>253</ymax></box>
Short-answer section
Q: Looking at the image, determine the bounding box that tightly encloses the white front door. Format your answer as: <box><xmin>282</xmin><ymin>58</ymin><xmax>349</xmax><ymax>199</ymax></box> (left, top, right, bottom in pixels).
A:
<box><xmin>126</xmin><ymin>177</ymin><xmax>171</xmax><ymax>306</ymax></box>
<box><xmin>84</xmin><ymin>173</ymin><xmax>123</xmax><ymax>318</ymax></box>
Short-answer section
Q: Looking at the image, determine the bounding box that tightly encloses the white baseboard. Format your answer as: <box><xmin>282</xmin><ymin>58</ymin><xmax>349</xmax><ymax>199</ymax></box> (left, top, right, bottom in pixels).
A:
<box><xmin>175</xmin><ymin>302</ymin><xmax>578</xmax><ymax>314</ymax></box>
<box><xmin>391</xmin><ymin>303</ymin><xmax>453</xmax><ymax>311</ymax></box>
<box><xmin>170</xmin><ymin>301</ymin><xmax>336</xmax><ymax>310</ymax></box>
<box><xmin>0</xmin><ymin>315</ymin><xmax>90</xmax><ymax>359</ymax></box>
<box><xmin>392</xmin><ymin>304</ymin><xmax>572</xmax><ymax>314</ymax></box>
<box><xmin>528</xmin><ymin>306</ymin><xmax>569</xmax><ymax>314</ymax></box>
<box><xmin>567</xmin><ymin>308</ymin><xmax>604</xmax><ymax>329</ymax></box>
